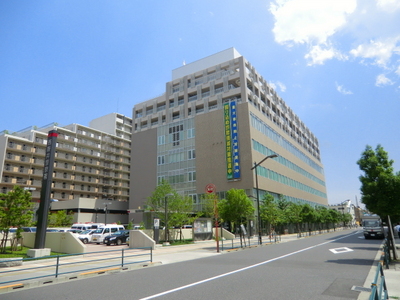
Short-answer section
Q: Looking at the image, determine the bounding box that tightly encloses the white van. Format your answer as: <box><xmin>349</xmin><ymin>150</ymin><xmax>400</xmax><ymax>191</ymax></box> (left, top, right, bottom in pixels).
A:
<box><xmin>91</xmin><ymin>225</ymin><xmax>125</xmax><ymax>244</ymax></box>
<box><xmin>71</xmin><ymin>223</ymin><xmax>105</xmax><ymax>231</ymax></box>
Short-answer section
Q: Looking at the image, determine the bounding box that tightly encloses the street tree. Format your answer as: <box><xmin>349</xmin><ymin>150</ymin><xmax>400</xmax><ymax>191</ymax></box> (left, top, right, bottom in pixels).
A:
<box><xmin>219</xmin><ymin>189</ymin><xmax>254</xmax><ymax>234</ymax></box>
<box><xmin>48</xmin><ymin>210</ymin><xmax>73</xmax><ymax>227</ymax></box>
<box><xmin>357</xmin><ymin>144</ymin><xmax>400</xmax><ymax>219</ymax></box>
<box><xmin>259</xmin><ymin>193</ymin><xmax>281</xmax><ymax>234</ymax></box>
<box><xmin>0</xmin><ymin>186</ymin><xmax>34</xmax><ymax>253</ymax></box>
<box><xmin>147</xmin><ymin>180</ymin><xmax>199</xmax><ymax>241</ymax></box>
<box><xmin>301</xmin><ymin>204</ymin><xmax>317</xmax><ymax>233</ymax></box>
<box><xmin>286</xmin><ymin>202</ymin><xmax>303</xmax><ymax>235</ymax></box>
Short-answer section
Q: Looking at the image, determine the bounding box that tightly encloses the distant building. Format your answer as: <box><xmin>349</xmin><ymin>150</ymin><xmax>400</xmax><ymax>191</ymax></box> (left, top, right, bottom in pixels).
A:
<box><xmin>0</xmin><ymin>113</ymin><xmax>131</xmax><ymax>224</ymax></box>
<box><xmin>130</xmin><ymin>48</ymin><xmax>328</xmax><ymax>225</ymax></box>
<box><xmin>330</xmin><ymin>199</ymin><xmax>357</xmax><ymax>226</ymax></box>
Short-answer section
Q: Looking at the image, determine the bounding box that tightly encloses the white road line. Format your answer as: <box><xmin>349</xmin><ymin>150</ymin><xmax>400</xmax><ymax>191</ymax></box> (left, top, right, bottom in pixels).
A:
<box><xmin>140</xmin><ymin>231</ymin><xmax>358</xmax><ymax>299</ymax></box>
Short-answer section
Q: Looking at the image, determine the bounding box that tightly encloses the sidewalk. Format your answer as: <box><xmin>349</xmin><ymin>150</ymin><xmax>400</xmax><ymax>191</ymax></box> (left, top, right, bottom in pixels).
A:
<box><xmin>0</xmin><ymin>230</ymin><xmax>398</xmax><ymax>298</ymax></box>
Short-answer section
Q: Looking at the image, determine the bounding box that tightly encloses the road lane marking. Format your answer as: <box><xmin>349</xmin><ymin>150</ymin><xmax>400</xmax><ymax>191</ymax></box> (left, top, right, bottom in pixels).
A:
<box><xmin>329</xmin><ymin>247</ymin><xmax>353</xmax><ymax>254</ymax></box>
<box><xmin>140</xmin><ymin>231</ymin><xmax>359</xmax><ymax>299</ymax></box>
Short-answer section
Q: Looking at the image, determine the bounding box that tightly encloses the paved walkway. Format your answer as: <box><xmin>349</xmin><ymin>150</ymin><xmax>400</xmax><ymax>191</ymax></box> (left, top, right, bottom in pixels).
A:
<box><xmin>0</xmin><ymin>229</ymin><xmax>398</xmax><ymax>298</ymax></box>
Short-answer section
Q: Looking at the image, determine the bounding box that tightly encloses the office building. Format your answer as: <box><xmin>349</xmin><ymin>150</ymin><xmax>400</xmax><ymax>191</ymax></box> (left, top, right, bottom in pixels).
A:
<box><xmin>130</xmin><ymin>48</ymin><xmax>328</xmax><ymax>223</ymax></box>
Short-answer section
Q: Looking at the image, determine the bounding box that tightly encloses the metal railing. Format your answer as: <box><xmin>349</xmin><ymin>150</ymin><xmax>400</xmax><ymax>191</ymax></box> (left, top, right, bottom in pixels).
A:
<box><xmin>369</xmin><ymin>238</ymin><xmax>390</xmax><ymax>300</ymax></box>
<box><xmin>369</xmin><ymin>262</ymin><xmax>388</xmax><ymax>300</ymax></box>
<box><xmin>219</xmin><ymin>233</ymin><xmax>282</xmax><ymax>251</ymax></box>
<box><xmin>0</xmin><ymin>247</ymin><xmax>152</xmax><ymax>286</ymax></box>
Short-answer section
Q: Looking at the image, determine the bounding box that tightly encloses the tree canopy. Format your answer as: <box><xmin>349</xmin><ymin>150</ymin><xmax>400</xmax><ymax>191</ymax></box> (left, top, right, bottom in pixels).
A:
<box><xmin>147</xmin><ymin>180</ymin><xmax>200</xmax><ymax>240</ymax></box>
<box><xmin>219</xmin><ymin>189</ymin><xmax>254</xmax><ymax>230</ymax></box>
<box><xmin>357</xmin><ymin>144</ymin><xmax>400</xmax><ymax>220</ymax></box>
<box><xmin>0</xmin><ymin>186</ymin><xmax>33</xmax><ymax>253</ymax></box>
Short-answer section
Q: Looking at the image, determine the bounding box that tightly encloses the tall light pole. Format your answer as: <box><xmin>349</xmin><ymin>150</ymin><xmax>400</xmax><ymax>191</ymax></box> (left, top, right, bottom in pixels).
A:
<box><xmin>164</xmin><ymin>193</ymin><xmax>173</xmax><ymax>246</ymax></box>
<box><xmin>104</xmin><ymin>201</ymin><xmax>111</xmax><ymax>225</ymax></box>
<box><xmin>251</xmin><ymin>154</ymin><xmax>279</xmax><ymax>245</ymax></box>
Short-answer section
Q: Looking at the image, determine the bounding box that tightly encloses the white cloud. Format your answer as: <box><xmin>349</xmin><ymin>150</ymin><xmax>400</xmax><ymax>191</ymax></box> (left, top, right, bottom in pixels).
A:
<box><xmin>269</xmin><ymin>81</ymin><xmax>286</xmax><ymax>92</ymax></box>
<box><xmin>376</xmin><ymin>74</ymin><xmax>394</xmax><ymax>86</ymax></box>
<box><xmin>335</xmin><ymin>82</ymin><xmax>353</xmax><ymax>95</ymax></box>
<box><xmin>377</xmin><ymin>0</ymin><xmax>400</xmax><ymax>12</ymax></box>
<box><xmin>396</xmin><ymin>65</ymin><xmax>400</xmax><ymax>76</ymax></box>
<box><xmin>269</xmin><ymin>0</ymin><xmax>356</xmax><ymax>45</ymax></box>
<box><xmin>305</xmin><ymin>44</ymin><xmax>347</xmax><ymax>65</ymax></box>
<box><xmin>269</xmin><ymin>0</ymin><xmax>400</xmax><ymax>70</ymax></box>
<box><xmin>350</xmin><ymin>36</ymin><xmax>400</xmax><ymax>67</ymax></box>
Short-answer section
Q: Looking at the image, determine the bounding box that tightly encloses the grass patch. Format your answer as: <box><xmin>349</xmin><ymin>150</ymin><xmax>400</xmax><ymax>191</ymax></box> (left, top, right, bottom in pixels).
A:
<box><xmin>0</xmin><ymin>247</ymin><xmax>64</xmax><ymax>259</ymax></box>
<box><xmin>167</xmin><ymin>240</ymin><xmax>194</xmax><ymax>246</ymax></box>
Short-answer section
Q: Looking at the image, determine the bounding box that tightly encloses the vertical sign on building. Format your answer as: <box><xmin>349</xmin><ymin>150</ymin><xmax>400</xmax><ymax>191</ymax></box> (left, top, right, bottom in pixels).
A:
<box><xmin>224</xmin><ymin>100</ymin><xmax>241</xmax><ymax>180</ymax></box>
<box><xmin>34</xmin><ymin>130</ymin><xmax>58</xmax><ymax>249</ymax></box>
<box><xmin>230</xmin><ymin>101</ymin><xmax>241</xmax><ymax>179</ymax></box>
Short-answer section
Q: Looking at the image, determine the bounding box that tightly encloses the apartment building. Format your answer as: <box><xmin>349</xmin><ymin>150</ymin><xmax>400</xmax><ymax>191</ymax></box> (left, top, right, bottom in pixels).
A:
<box><xmin>0</xmin><ymin>113</ymin><xmax>131</xmax><ymax>223</ymax></box>
<box><xmin>130</xmin><ymin>48</ymin><xmax>328</xmax><ymax>224</ymax></box>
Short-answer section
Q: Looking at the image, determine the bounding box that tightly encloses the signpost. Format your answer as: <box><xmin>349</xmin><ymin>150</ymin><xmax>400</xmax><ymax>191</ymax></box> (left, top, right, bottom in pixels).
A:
<box><xmin>205</xmin><ymin>184</ymin><xmax>219</xmax><ymax>253</ymax></box>
<box><xmin>34</xmin><ymin>130</ymin><xmax>58</xmax><ymax>251</ymax></box>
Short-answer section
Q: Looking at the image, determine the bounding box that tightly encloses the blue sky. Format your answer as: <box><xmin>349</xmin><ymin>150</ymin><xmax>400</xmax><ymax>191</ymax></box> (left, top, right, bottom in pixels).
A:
<box><xmin>1</xmin><ymin>0</ymin><xmax>399</xmax><ymax>206</ymax></box>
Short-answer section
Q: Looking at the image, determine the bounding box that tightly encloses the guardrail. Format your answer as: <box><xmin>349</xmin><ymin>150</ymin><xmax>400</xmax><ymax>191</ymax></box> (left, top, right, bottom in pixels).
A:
<box><xmin>219</xmin><ymin>233</ymin><xmax>282</xmax><ymax>250</ymax></box>
<box><xmin>369</xmin><ymin>262</ymin><xmax>388</xmax><ymax>300</ymax></box>
<box><xmin>369</xmin><ymin>238</ymin><xmax>391</xmax><ymax>300</ymax></box>
<box><xmin>0</xmin><ymin>247</ymin><xmax>152</xmax><ymax>287</ymax></box>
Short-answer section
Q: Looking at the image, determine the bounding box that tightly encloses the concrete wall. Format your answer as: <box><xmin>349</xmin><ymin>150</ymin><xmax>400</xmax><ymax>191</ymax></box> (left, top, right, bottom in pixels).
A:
<box><xmin>21</xmin><ymin>232</ymin><xmax>86</xmax><ymax>254</ymax></box>
<box><xmin>128</xmin><ymin>230</ymin><xmax>155</xmax><ymax>250</ymax></box>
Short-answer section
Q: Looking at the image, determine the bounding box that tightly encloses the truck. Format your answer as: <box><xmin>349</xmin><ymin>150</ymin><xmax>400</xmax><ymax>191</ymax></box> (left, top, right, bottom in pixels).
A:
<box><xmin>362</xmin><ymin>215</ymin><xmax>385</xmax><ymax>239</ymax></box>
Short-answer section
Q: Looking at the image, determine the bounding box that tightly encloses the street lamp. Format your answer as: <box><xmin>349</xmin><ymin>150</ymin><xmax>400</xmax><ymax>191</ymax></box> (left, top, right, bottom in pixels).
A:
<box><xmin>104</xmin><ymin>201</ymin><xmax>112</xmax><ymax>225</ymax></box>
<box><xmin>164</xmin><ymin>193</ymin><xmax>173</xmax><ymax>246</ymax></box>
<box><xmin>251</xmin><ymin>154</ymin><xmax>279</xmax><ymax>245</ymax></box>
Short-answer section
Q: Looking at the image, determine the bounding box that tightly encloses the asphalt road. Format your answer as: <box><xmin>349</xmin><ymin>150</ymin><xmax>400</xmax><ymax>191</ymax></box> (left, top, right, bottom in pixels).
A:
<box><xmin>2</xmin><ymin>229</ymin><xmax>381</xmax><ymax>300</ymax></box>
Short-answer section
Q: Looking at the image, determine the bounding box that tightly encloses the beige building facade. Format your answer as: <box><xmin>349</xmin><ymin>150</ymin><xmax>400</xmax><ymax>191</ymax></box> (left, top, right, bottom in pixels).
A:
<box><xmin>0</xmin><ymin>113</ymin><xmax>131</xmax><ymax>224</ymax></box>
<box><xmin>130</xmin><ymin>48</ymin><xmax>328</xmax><ymax>223</ymax></box>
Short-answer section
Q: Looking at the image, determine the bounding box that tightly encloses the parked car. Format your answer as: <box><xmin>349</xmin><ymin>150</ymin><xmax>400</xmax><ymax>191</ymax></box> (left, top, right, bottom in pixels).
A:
<box><xmin>77</xmin><ymin>229</ymin><xmax>96</xmax><ymax>244</ymax></box>
<box><xmin>92</xmin><ymin>225</ymin><xmax>125</xmax><ymax>244</ymax></box>
<box><xmin>103</xmin><ymin>230</ymin><xmax>130</xmax><ymax>246</ymax></box>
<box><xmin>21</xmin><ymin>227</ymin><xmax>36</xmax><ymax>232</ymax></box>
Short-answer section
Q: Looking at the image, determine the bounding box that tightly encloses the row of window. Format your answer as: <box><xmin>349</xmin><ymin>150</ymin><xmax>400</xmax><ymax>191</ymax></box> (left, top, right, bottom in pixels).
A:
<box><xmin>250</xmin><ymin>113</ymin><xmax>323</xmax><ymax>172</ymax></box>
<box><xmin>157</xmin><ymin>171</ymin><xmax>196</xmax><ymax>184</ymax></box>
<box><xmin>157</xmin><ymin>150</ymin><xmax>196</xmax><ymax>165</ymax></box>
<box><xmin>257</xmin><ymin>165</ymin><xmax>327</xmax><ymax>199</ymax></box>
<box><xmin>252</xmin><ymin>140</ymin><xmax>326</xmax><ymax>187</ymax></box>
<box><xmin>157</xmin><ymin>128</ymin><xmax>195</xmax><ymax>146</ymax></box>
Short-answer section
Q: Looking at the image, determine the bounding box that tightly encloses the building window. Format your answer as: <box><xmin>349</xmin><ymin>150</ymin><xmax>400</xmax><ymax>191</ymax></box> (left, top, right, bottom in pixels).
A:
<box><xmin>189</xmin><ymin>194</ymin><xmax>198</xmax><ymax>204</ymax></box>
<box><xmin>63</xmin><ymin>172</ymin><xmax>67</xmax><ymax>178</ymax></box>
<box><xmin>21</xmin><ymin>155</ymin><xmax>26</xmax><ymax>162</ymax></box>
<box><xmin>62</xmin><ymin>182</ymin><xmax>66</xmax><ymax>188</ymax></box>
<box><xmin>157</xmin><ymin>155</ymin><xmax>165</xmax><ymax>165</ymax></box>
<box><xmin>187</xmin><ymin>128</ymin><xmax>195</xmax><ymax>138</ymax></box>
<box><xmin>64</xmin><ymin>163</ymin><xmax>68</xmax><ymax>169</ymax></box>
<box><xmin>188</xmin><ymin>150</ymin><xmax>196</xmax><ymax>160</ymax></box>
<box><xmin>158</xmin><ymin>135</ymin><xmax>165</xmax><ymax>145</ymax></box>
<box><xmin>188</xmin><ymin>171</ymin><xmax>196</xmax><ymax>182</ymax></box>
<box><xmin>19</xmin><ymin>166</ymin><xmax>24</xmax><ymax>173</ymax></box>
<box><xmin>5</xmin><ymin>164</ymin><xmax>10</xmax><ymax>171</ymax></box>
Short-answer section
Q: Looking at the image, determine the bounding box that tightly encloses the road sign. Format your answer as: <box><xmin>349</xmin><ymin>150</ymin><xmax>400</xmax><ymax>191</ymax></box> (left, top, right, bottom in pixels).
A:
<box><xmin>205</xmin><ymin>183</ymin><xmax>216</xmax><ymax>194</ymax></box>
